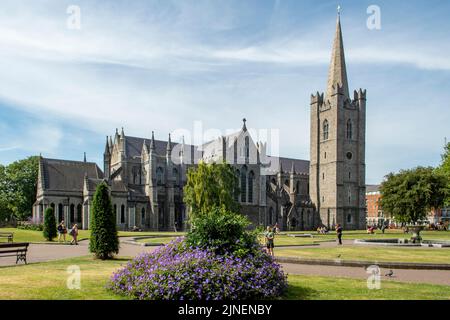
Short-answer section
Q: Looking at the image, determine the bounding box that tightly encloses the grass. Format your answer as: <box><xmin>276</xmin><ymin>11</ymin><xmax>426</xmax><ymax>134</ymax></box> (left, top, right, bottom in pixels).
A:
<box><xmin>0</xmin><ymin>228</ymin><xmax>185</xmax><ymax>244</ymax></box>
<box><xmin>0</xmin><ymin>256</ymin><xmax>449</xmax><ymax>300</ymax></box>
<box><xmin>0</xmin><ymin>256</ymin><xmax>126</xmax><ymax>300</ymax></box>
<box><xmin>287</xmin><ymin>229</ymin><xmax>450</xmax><ymax>241</ymax></box>
<box><xmin>276</xmin><ymin>246</ymin><xmax>450</xmax><ymax>264</ymax></box>
<box><xmin>285</xmin><ymin>274</ymin><xmax>450</xmax><ymax>300</ymax></box>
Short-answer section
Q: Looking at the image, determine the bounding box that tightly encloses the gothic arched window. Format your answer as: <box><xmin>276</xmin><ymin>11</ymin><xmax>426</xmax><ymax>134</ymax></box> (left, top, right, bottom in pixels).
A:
<box><xmin>120</xmin><ymin>205</ymin><xmax>125</xmax><ymax>224</ymax></box>
<box><xmin>141</xmin><ymin>207</ymin><xmax>146</xmax><ymax>226</ymax></box>
<box><xmin>346</xmin><ymin>119</ymin><xmax>353</xmax><ymax>139</ymax></box>
<box><xmin>77</xmin><ymin>204</ymin><xmax>82</xmax><ymax>224</ymax></box>
<box><xmin>323</xmin><ymin>120</ymin><xmax>329</xmax><ymax>141</ymax></box>
<box><xmin>235</xmin><ymin>170</ymin><xmax>240</xmax><ymax>202</ymax></box>
<box><xmin>173</xmin><ymin>168</ymin><xmax>178</xmax><ymax>185</ymax></box>
<box><xmin>70</xmin><ymin>204</ymin><xmax>75</xmax><ymax>223</ymax></box>
<box><xmin>240</xmin><ymin>166</ymin><xmax>247</xmax><ymax>203</ymax></box>
<box><xmin>156</xmin><ymin>167</ymin><xmax>164</xmax><ymax>185</ymax></box>
<box><xmin>58</xmin><ymin>203</ymin><xmax>64</xmax><ymax>222</ymax></box>
<box><xmin>245</xmin><ymin>136</ymin><xmax>250</xmax><ymax>159</ymax></box>
<box><xmin>248</xmin><ymin>171</ymin><xmax>255</xmax><ymax>203</ymax></box>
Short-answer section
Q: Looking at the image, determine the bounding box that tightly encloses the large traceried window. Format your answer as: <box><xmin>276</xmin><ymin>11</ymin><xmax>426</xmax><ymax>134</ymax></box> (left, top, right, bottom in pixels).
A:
<box><xmin>248</xmin><ymin>171</ymin><xmax>254</xmax><ymax>203</ymax></box>
<box><xmin>240</xmin><ymin>166</ymin><xmax>247</xmax><ymax>203</ymax></box>
<box><xmin>173</xmin><ymin>168</ymin><xmax>179</xmax><ymax>185</ymax></box>
<box><xmin>141</xmin><ymin>207</ymin><xmax>146</xmax><ymax>226</ymax></box>
<box><xmin>346</xmin><ymin>119</ymin><xmax>353</xmax><ymax>139</ymax></box>
<box><xmin>245</xmin><ymin>136</ymin><xmax>250</xmax><ymax>159</ymax></box>
<box><xmin>323</xmin><ymin>120</ymin><xmax>329</xmax><ymax>141</ymax></box>
<box><xmin>156</xmin><ymin>167</ymin><xmax>164</xmax><ymax>185</ymax></box>
<box><xmin>234</xmin><ymin>170</ymin><xmax>240</xmax><ymax>202</ymax></box>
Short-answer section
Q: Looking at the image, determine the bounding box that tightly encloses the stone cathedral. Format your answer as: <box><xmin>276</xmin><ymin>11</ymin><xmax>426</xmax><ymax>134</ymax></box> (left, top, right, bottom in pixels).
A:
<box><xmin>32</xmin><ymin>14</ymin><xmax>366</xmax><ymax>231</ymax></box>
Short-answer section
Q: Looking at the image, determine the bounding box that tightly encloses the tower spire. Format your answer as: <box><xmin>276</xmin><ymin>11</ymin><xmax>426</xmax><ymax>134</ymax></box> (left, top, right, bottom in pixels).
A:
<box><xmin>326</xmin><ymin>9</ymin><xmax>349</xmax><ymax>99</ymax></box>
<box><xmin>104</xmin><ymin>136</ymin><xmax>110</xmax><ymax>155</ymax></box>
<box><xmin>150</xmin><ymin>131</ymin><xmax>155</xmax><ymax>150</ymax></box>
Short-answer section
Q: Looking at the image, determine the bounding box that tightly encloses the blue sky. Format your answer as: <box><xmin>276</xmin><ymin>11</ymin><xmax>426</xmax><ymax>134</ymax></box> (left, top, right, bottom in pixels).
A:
<box><xmin>0</xmin><ymin>0</ymin><xmax>449</xmax><ymax>184</ymax></box>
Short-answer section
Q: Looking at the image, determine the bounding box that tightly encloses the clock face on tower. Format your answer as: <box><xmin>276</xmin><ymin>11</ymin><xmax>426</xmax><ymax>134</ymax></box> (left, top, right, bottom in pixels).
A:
<box><xmin>346</xmin><ymin>152</ymin><xmax>353</xmax><ymax>160</ymax></box>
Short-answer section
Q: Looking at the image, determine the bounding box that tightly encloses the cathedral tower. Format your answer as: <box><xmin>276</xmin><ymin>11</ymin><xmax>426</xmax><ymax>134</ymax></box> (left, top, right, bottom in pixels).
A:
<box><xmin>309</xmin><ymin>12</ymin><xmax>366</xmax><ymax>230</ymax></box>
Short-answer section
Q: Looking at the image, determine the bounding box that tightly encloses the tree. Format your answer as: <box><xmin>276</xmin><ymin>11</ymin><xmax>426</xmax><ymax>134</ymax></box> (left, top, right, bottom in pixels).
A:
<box><xmin>43</xmin><ymin>207</ymin><xmax>57</xmax><ymax>241</ymax></box>
<box><xmin>183</xmin><ymin>161</ymin><xmax>240</xmax><ymax>218</ymax></box>
<box><xmin>89</xmin><ymin>182</ymin><xmax>119</xmax><ymax>260</ymax></box>
<box><xmin>0</xmin><ymin>165</ymin><xmax>10</xmax><ymax>224</ymax></box>
<box><xmin>380</xmin><ymin>167</ymin><xmax>448</xmax><ymax>224</ymax></box>
<box><xmin>435</xmin><ymin>142</ymin><xmax>450</xmax><ymax>207</ymax></box>
<box><xmin>0</xmin><ymin>156</ymin><xmax>39</xmax><ymax>221</ymax></box>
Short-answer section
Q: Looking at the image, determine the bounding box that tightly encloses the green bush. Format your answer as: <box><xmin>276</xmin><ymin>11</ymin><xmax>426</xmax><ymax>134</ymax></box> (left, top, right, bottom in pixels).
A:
<box><xmin>186</xmin><ymin>206</ymin><xmax>259</xmax><ymax>257</ymax></box>
<box><xmin>42</xmin><ymin>207</ymin><xmax>56</xmax><ymax>240</ymax></box>
<box><xmin>18</xmin><ymin>222</ymin><xmax>44</xmax><ymax>231</ymax></box>
<box><xmin>89</xmin><ymin>182</ymin><xmax>119</xmax><ymax>260</ymax></box>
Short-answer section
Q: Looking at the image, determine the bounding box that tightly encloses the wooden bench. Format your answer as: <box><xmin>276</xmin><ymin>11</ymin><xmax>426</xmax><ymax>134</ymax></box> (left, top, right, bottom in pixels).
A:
<box><xmin>0</xmin><ymin>243</ymin><xmax>29</xmax><ymax>264</ymax></box>
<box><xmin>0</xmin><ymin>232</ymin><xmax>14</xmax><ymax>243</ymax></box>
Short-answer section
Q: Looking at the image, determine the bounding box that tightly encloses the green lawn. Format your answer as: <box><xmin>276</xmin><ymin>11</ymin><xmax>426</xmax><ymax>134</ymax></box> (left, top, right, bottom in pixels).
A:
<box><xmin>135</xmin><ymin>236</ymin><xmax>181</xmax><ymax>245</ymax></box>
<box><xmin>287</xmin><ymin>229</ymin><xmax>450</xmax><ymax>241</ymax></box>
<box><xmin>276</xmin><ymin>246</ymin><xmax>450</xmax><ymax>264</ymax></box>
<box><xmin>0</xmin><ymin>228</ymin><xmax>184</xmax><ymax>244</ymax></box>
<box><xmin>285</xmin><ymin>274</ymin><xmax>450</xmax><ymax>300</ymax></box>
<box><xmin>0</xmin><ymin>256</ymin><xmax>448</xmax><ymax>300</ymax></box>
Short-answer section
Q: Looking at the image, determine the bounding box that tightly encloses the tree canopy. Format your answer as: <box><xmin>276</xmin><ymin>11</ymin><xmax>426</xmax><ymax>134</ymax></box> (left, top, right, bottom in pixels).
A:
<box><xmin>183</xmin><ymin>161</ymin><xmax>240</xmax><ymax>217</ymax></box>
<box><xmin>435</xmin><ymin>142</ymin><xmax>450</xmax><ymax>207</ymax></box>
<box><xmin>380</xmin><ymin>167</ymin><xmax>448</xmax><ymax>224</ymax></box>
<box><xmin>0</xmin><ymin>156</ymin><xmax>39</xmax><ymax>222</ymax></box>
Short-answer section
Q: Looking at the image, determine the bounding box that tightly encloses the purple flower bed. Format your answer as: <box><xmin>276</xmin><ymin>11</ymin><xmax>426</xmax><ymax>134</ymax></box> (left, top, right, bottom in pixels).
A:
<box><xmin>108</xmin><ymin>238</ymin><xmax>287</xmax><ymax>300</ymax></box>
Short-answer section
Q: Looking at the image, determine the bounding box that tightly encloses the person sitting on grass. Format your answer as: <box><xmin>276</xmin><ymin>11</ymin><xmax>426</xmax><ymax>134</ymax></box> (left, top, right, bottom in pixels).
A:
<box><xmin>264</xmin><ymin>226</ymin><xmax>275</xmax><ymax>257</ymax></box>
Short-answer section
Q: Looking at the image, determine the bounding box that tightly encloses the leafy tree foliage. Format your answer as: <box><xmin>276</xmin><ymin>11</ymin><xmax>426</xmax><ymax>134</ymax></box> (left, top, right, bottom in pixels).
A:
<box><xmin>435</xmin><ymin>142</ymin><xmax>450</xmax><ymax>207</ymax></box>
<box><xmin>0</xmin><ymin>156</ymin><xmax>39</xmax><ymax>222</ymax></box>
<box><xmin>89</xmin><ymin>182</ymin><xmax>119</xmax><ymax>260</ymax></box>
<box><xmin>183</xmin><ymin>161</ymin><xmax>240</xmax><ymax>217</ymax></box>
<box><xmin>186</xmin><ymin>206</ymin><xmax>259</xmax><ymax>257</ymax></box>
<box><xmin>380</xmin><ymin>167</ymin><xmax>448</xmax><ymax>224</ymax></box>
<box><xmin>43</xmin><ymin>207</ymin><xmax>57</xmax><ymax>241</ymax></box>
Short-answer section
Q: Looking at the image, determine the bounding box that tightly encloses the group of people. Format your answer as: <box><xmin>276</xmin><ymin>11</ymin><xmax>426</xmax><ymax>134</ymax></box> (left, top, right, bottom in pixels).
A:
<box><xmin>56</xmin><ymin>221</ymin><xmax>79</xmax><ymax>245</ymax></box>
<box><xmin>264</xmin><ymin>223</ymin><xmax>344</xmax><ymax>256</ymax></box>
<box><xmin>317</xmin><ymin>226</ymin><xmax>329</xmax><ymax>234</ymax></box>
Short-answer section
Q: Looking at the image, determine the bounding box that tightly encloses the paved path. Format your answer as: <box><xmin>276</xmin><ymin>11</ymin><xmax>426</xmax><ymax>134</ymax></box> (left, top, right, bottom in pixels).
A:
<box><xmin>1</xmin><ymin>239</ymin><xmax>449</xmax><ymax>287</ymax></box>
<box><xmin>0</xmin><ymin>238</ymin><xmax>157</xmax><ymax>266</ymax></box>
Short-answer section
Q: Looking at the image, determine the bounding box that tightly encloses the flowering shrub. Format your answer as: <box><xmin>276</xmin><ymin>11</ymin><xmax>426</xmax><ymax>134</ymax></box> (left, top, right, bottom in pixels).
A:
<box><xmin>108</xmin><ymin>238</ymin><xmax>287</xmax><ymax>300</ymax></box>
<box><xmin>186</xmin><ymin>207</ymin><xmax>260</xmax><ymax>258</ymax></box>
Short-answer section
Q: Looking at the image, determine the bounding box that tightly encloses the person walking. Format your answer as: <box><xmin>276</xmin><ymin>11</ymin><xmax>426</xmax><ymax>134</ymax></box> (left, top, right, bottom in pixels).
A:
<box><xmin>69</xmin><ymin>224</ymin><xmax>79</xmax><ymax>245</ymax></box>
<box><xmin>57</xmin><ymin>221</ymin><xmax>67</xmax><ymax>243</ymax></box>
<box><xmin>335</xmin><ymin>224</ymin><xmax>343</xmax><ymax>245</ymax></box>
<box><xmin>264</xmin><ymin>226</ymin><xmax>275</xmax><ymax>257</ymax></box>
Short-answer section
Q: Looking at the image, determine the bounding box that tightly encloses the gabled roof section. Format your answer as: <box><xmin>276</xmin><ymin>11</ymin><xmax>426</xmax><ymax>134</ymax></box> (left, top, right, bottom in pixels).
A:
<box><xmin>41</xmin><ymin>158</ymin><xmax>103</xmax><ymax>192</ymax></box>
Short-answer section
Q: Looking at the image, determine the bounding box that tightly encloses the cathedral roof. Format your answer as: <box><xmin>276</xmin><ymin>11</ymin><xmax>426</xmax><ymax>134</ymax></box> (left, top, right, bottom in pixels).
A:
<box><xmin>40</xmin><ymin>158</ymin><xmax>103</xmax><ymax>192</ymax></box>
<box><xmin>274</xmin><ymin>157</ymin><xmax>310</xmax><ymax>175</ymax></box>
<box><xmin>124</xmin><ymin>135</ymin><xmax>199</xmax><ymax>160</ymax></box>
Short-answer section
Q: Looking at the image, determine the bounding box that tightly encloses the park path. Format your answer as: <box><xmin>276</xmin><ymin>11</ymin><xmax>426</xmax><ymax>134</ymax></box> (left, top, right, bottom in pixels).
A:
<box><xmin>1</xmin><ymin>239</ymin><xmax>450</xmax><ymax>287</ymax></box>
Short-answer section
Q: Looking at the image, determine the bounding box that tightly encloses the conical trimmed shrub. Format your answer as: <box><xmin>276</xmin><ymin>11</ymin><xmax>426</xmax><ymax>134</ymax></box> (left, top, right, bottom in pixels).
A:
<box><xmin>43</xmin><ymin>207</ymin><xmax>57</xmax><ymax>241</ymax></box>
<box><xmin>89</xmin><ymin>182</ymin><xmax>119</xmax><ymax>259</ymax></box>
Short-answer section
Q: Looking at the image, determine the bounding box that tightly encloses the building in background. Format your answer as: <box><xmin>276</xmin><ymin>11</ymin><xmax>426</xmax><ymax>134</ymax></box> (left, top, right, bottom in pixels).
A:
<box><xmin>32</xmin><ymin>12</ymin><xmax>367</xmax><ymax>231</ymax></box>
<box><xmin>365</xmin><ymin>184</ymin><xmax>387</xmax><ymax>227</ymax></box>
